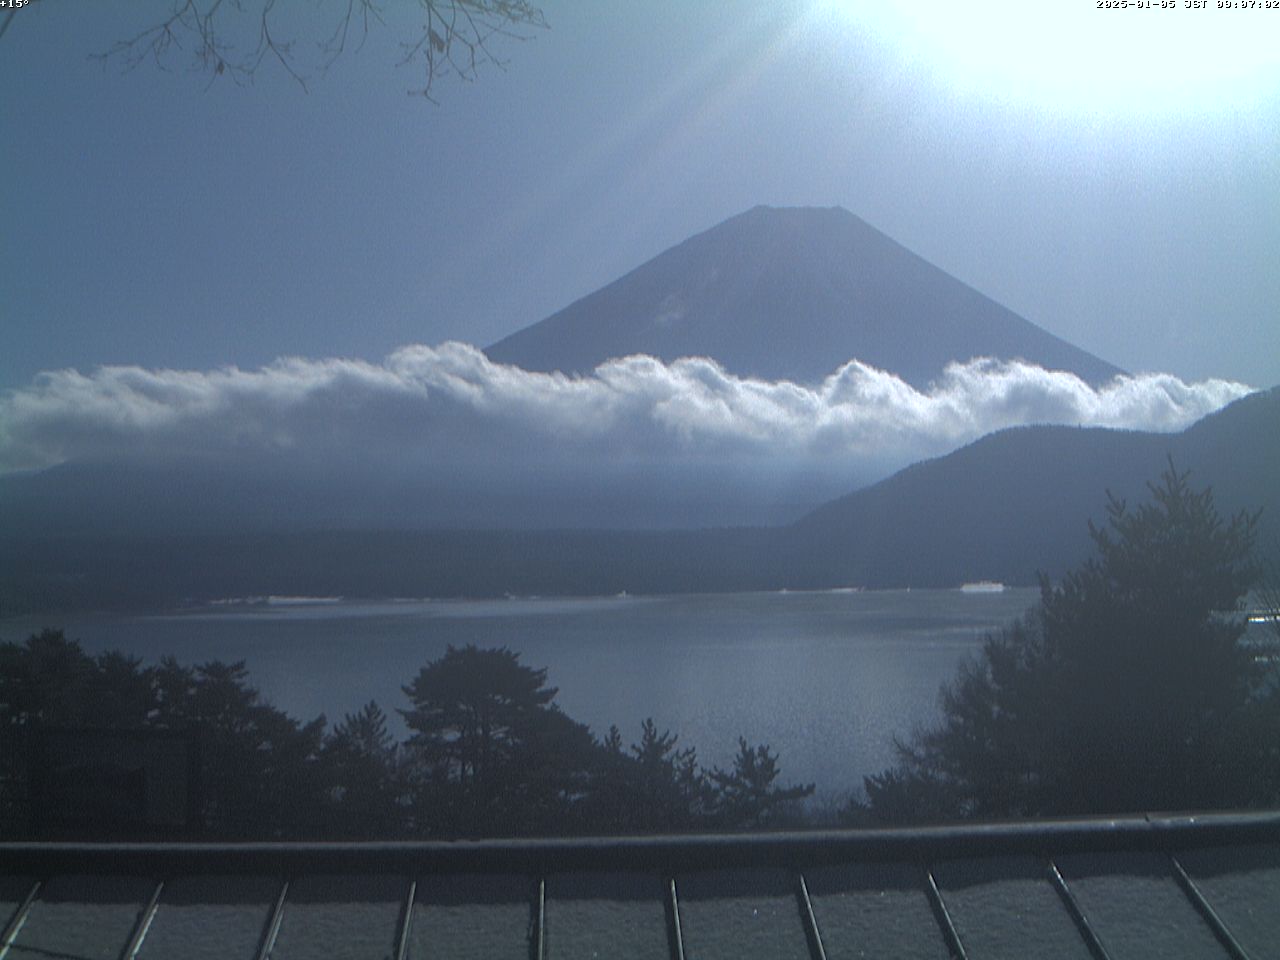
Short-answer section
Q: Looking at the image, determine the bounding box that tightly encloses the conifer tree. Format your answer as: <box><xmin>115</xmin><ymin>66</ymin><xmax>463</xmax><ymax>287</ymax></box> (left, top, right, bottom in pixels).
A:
<box><xmin>866</xmin><ymin>463</ymin><xmax>1271</xmax><ymax>820</ymax></box>
<box><xmin>710</xmin><ymin>738</ymin><xmax>814</xmax><ymax>829</ymax></box>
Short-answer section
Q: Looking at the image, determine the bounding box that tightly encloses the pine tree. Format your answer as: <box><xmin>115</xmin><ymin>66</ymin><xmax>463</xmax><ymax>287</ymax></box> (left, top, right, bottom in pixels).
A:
<box><xmin>709</xmin><ymin>738</ymin><xmax>814</xmax><ymax>829</ymax></box>
<box><xmin>866</xmin><ymin>463</ymin><xmax>1271</xmax><ymax>820</ymax></box>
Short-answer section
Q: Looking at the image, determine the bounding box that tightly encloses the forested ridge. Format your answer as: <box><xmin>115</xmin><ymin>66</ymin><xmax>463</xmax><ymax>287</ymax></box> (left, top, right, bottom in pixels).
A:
<box><xmin>3</xmin><ymin>388</ymin><xmax>1275</xmax><ymax>616</ymax></box>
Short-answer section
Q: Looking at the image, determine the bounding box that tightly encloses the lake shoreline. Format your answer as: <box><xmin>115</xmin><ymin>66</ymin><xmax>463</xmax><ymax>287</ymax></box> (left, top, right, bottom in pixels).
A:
<box><xmin>2</xmin><ymin>589</ymin><xmax>1041</xmax><ymax>794</ymax></box>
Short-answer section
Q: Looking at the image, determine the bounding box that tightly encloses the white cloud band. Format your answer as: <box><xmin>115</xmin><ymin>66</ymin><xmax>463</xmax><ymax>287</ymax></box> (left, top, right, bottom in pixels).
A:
<box><xmin>0</xmin><ymin>342</ymin><xmax>1253</xmax><ymax>477</ymax></box>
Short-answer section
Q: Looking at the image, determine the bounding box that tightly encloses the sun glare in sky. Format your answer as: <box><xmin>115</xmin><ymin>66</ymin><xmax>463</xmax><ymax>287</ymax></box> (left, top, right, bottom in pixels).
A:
<box><xmin>826</xmin><ymin>0</ymin><xmax>1280</xmax><ymax>111</ymax></box>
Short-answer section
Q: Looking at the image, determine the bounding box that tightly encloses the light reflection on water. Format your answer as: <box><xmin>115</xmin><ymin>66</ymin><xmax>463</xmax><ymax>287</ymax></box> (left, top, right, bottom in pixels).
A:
<box><xmin>4</xmin><ymin>588</ymin><xmax>1040</xmax><ymax>795</ymax></box>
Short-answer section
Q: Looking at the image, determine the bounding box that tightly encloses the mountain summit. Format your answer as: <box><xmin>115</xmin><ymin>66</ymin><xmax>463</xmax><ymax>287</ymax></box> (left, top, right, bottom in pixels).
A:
<box><xmin>487</xmin><ymin>206</ymin><xmax>1122</xmax><ymax>388</ymax></box>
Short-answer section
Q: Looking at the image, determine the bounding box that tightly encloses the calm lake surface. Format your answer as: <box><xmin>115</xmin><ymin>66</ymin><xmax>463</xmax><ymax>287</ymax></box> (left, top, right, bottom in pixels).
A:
<box><xmin>5</xmin><ymin>588</ymin><xmax>1040</xmax><ymax>797</ymax></box>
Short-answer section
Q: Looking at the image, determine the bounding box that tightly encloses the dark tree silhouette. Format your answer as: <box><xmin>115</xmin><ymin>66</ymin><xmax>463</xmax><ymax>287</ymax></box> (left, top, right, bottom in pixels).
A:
<box><xmin>151</xmin><ymin>657</ymin><xmax>328</xmax><ymax>837</ymax></box>
<box><xmin>864</xmin><ymin>463</ymin><xmax>1272</xmax><ymax>822</ymax></box>
<box><xmin>0</xmin><ymin>629</ymin><xmax>156</xmax><ymax>834</ymax></box>
<box><xmin>585</xmin><ymin>718</ymin><xmax>713</xmax><ymax>833</ymax></box>
<box><xmin>0</xmin><ymin>633</ymin><xmax>329</xmax><ymax>838</ymax></box>
<box><xmin>630</xmin><ymin>718</ymin><xmax>713</xmax><ymax>829</ymax></box>
<box><xmin>400</xmin><ymin>644</ymin><xmax>601</xmax><ymax>835</ymax></box>
<box><xmin>502</xmin><ymin>701</ymin><xmax>601</xmax><ymax>835</ymax></box>
<box><xmin>0</xmin><ymin>628</ymin><xmax>155</xmax><ymax>730</ymax></box>
<box><xmin>401</xmin><ymin>644</ymin><xmax>557</xmax><ymax>786</ymax></box>
<box><xmin>709</xmin><ymin>737</ymin><xmax>814</xmax><ymax>829</ymax></box>
<box><xmin>2</xmin><ymin>632</ymin><xmax>818</xmax><ymax>838</ymax></box>
<box><xmin>1258</xmin><ymin>554</ymin><xmax>1280</xmax><ymax>646</ymax></box>
<box><xmin>79</xmin><ymin>0</ymin><xmax>548</xmax><ymax>100</ymax></box>
<box><xmin>320</xmin><ymin>700</ymin><xmax>405</xmax><ymax>837</ymax></box>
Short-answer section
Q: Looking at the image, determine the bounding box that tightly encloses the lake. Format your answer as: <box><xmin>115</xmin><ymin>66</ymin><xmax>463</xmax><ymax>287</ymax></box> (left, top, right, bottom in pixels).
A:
<box><xmin>3</xmin><ymin>588</ymin><xmax>1041</xmax><ymax>798</ymax></box>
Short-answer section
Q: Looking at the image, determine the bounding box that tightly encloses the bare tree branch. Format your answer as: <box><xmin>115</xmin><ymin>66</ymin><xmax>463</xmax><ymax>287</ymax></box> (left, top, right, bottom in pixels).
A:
<box><xmin>89</xmin><ymin>0</ymin><xmax>546</xmax><ymax>100</ymax></box>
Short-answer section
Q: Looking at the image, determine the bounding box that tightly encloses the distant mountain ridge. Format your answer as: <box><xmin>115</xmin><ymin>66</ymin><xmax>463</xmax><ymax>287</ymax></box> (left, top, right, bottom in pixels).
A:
<box><xmin>487</xmin><ymin>206</ymin><xmax>1123</xmax><ymax>388</ymax></box>
<box><xmin>781</xmin><ymin>385</ymin><xmax>1280</xmax><ymax>587</ymax></box>
<box><xmin>6</xmin><ymin>389</ymin><xmax>1275</xmax><ymax>614</ymax></box>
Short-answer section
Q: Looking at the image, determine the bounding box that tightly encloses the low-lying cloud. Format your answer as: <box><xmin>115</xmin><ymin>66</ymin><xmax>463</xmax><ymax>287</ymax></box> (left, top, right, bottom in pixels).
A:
<box><xmin>0</xmin><ymin>342</ymin><xmax>1252</xmax><ymax>478</ymax></box>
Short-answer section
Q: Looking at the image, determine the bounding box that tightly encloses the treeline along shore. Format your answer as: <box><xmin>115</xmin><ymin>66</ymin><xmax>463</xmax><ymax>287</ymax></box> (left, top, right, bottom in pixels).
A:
<box><xmin>1</xmin><ymin>633</ymin><xmax>816</xmax><ymax>840</ymax></box>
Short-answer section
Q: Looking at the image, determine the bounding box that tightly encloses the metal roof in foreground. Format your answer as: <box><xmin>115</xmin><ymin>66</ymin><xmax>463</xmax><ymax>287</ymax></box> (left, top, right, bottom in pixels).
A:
<box><xmin>2</xmin><ymin>811</ymin><xmax>1279</xmax><ymax>959</ymax></box>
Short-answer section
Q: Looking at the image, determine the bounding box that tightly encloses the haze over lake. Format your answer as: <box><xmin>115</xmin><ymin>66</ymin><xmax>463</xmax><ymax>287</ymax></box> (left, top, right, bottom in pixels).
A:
<box><xmin>4</xmin><ymin>588</ymin><xmax>1041</xmax><ymax>796</ymax></box>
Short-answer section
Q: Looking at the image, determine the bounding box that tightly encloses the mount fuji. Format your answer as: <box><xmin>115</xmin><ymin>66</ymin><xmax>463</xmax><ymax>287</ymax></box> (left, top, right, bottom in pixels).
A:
<box><xmin>486</xmin><ymin>205</ymin><xmax>1122</xmax><ymax>388</ymax></box>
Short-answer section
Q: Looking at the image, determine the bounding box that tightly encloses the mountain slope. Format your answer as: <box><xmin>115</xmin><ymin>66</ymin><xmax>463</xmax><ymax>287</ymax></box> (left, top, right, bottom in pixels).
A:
<box><xmin>783</xmin><ymin>386</ymin><xmax>1280</xmax><ymax>587</ymax></box>
<box><xmin>486</xmin><ymin>206</ymin><xmax>1123</xmax><ymax>388</ymax></box>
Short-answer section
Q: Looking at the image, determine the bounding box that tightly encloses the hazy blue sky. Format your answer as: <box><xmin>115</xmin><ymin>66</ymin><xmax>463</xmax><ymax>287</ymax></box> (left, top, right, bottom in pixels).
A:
<box><xmin>4</xmin><ymin>0</ymin><xmax>1278</xmax><ymax>391</ymax></box>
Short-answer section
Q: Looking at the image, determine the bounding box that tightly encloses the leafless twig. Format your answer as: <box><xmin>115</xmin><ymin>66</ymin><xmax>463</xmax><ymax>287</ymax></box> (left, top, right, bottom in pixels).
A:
<box><xmin>90</xmin><ymin>0</ymin><xmax>546</xmax><ymax>100</ymax></box>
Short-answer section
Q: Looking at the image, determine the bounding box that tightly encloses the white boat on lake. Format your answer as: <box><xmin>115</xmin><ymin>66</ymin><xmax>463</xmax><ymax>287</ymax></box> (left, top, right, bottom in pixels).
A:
<box><xmin>961</xmin><ymin>580</ymin><xmax>1006</xmax><ymax>594</ymax></box>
